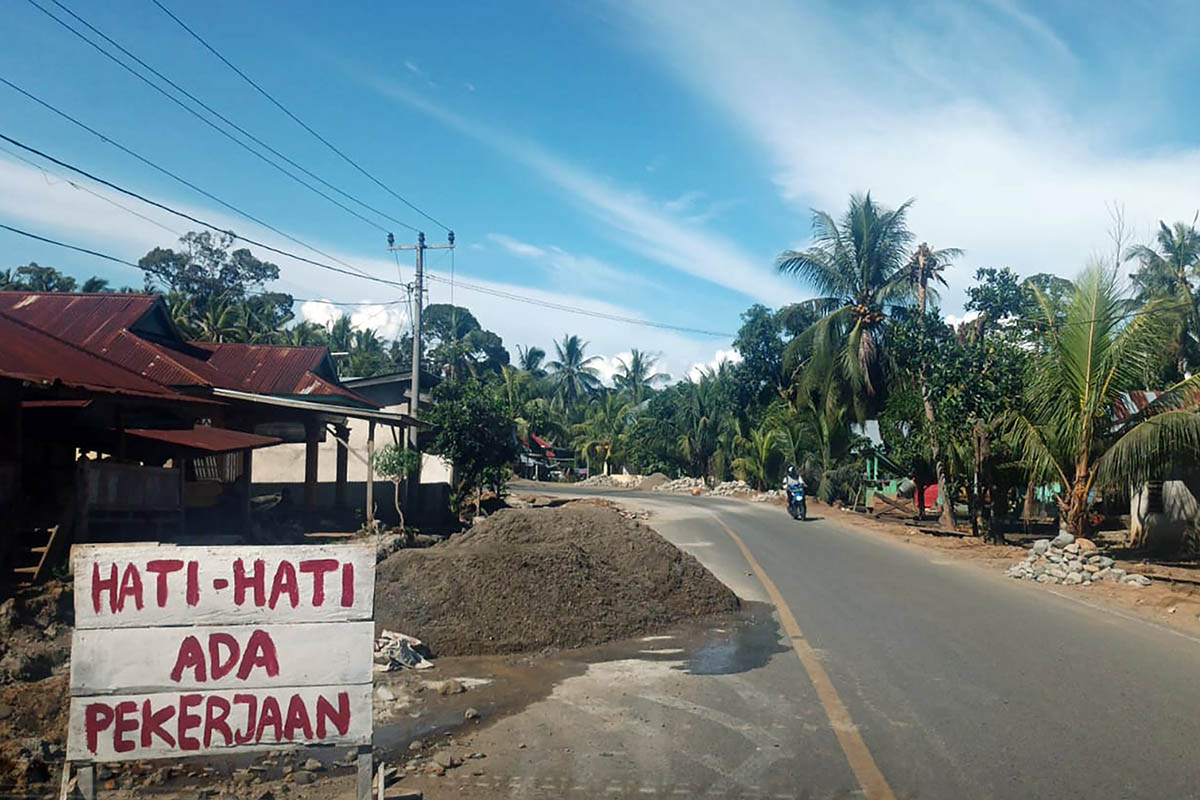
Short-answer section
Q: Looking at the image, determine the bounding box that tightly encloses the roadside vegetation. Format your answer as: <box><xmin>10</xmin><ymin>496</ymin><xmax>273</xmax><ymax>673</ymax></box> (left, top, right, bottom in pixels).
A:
<box><xmin>11</xmin><ymin>204</ymin><xmax>1200</xmax><ymax>551</ymax></box>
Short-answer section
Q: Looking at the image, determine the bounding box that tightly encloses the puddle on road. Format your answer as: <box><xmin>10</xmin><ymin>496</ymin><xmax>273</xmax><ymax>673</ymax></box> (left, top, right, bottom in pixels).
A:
<box><xmin>374</xmin><ymin>601</ymin><xmax>786</xmax><ymax>757</ymax></box>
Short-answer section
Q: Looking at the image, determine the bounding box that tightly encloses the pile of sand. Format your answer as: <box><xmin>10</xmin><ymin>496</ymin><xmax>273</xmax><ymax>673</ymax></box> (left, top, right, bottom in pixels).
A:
<box><xmin>637</xmin><ymin>472</ymin><xmax>671</xmax><ymax>491</ymax></box>
<box><xmin>375</xmin><ymin>503</ymin><xmax>738</xmax><ymax>656</ymax></box>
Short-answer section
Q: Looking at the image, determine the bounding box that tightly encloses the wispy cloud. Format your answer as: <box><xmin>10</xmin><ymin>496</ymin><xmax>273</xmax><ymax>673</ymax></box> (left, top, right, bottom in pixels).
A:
<box><xmin>486</xmin><ymin>232</ymin><xmax>660</xmax><ymax>293</ymax></box>
<box><xmin>618</xmin><ymin>0</ymin><xmax>1200</xmax><ymax>309</ymax></box>
<box><xmin>354</xmin><ymin>73</ymin><xmax>793</xmax><ymax>303</ymax></box>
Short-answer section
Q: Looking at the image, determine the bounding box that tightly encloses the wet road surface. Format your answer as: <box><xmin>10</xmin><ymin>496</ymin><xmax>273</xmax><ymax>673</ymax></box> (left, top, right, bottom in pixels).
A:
<box><xmin>433</xmin><ymin>482</ymin><xmax>1200</xmax><ymax>800</ymax></box>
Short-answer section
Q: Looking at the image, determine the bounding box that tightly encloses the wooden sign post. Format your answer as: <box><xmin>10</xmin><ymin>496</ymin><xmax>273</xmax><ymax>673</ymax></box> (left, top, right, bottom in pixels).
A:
<box><xmin>66</xmin><ymin>543</ymin><xmax>376</xmax><ymax>799</ymax></box>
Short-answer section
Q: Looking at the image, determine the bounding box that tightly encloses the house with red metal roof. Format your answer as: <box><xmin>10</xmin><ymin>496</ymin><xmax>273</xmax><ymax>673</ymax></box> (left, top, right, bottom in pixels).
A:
<box><xmin>0</xmin><ymin>291</ymin><xmax>422</xmax><ymax>583</ymax></box>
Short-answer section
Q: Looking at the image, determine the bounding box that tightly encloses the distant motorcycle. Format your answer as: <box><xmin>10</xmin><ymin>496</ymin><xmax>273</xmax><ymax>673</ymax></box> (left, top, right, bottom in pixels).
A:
<box><xmin>787</xmin><ymin>483</ymin><xmax>807</xmax><ymax>521</ymax></box>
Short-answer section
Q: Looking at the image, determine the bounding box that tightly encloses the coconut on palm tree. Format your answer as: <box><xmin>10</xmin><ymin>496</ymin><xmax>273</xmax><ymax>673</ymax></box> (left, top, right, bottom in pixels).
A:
<box><xmin>547</xmin><ymin>334</ymin><xmax>601</xmax><ymax>412</ymax></box>
<box><xmin>1007</xmin><ymin>263</ymin><xmax>1200</xmax><ymax>543</ymax></box>
<box><xmin>776</xmin><ymin>193</ymin><xmax>917</xmax><ymax>415</ymax></box>
<box><xmin>614</xmin><ymin>349</ymin><xmax>669</xmax><ymax>405</ymax></box>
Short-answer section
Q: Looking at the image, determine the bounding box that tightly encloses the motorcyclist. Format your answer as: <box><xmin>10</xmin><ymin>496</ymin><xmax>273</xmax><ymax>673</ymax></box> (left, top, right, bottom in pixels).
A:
<box><xmin>785</xmin><ymin>465</ymin><xmax>806</xmax><ymax>490</ymax></box>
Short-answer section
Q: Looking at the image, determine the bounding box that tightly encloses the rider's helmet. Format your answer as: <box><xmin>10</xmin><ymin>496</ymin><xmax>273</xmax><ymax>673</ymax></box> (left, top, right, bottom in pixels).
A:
<box><xmin>787</xmin><ymin>465</ymin><xmax>798</xmax><ymax>480</ymax></box>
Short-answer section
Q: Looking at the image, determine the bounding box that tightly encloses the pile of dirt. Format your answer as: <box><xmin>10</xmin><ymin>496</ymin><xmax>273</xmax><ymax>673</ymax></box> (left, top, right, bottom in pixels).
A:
<box><xmin>0</xmin><ymin>583</ymin><xmax>73</xmax><ymax>687</ymax></box>
<box><xmin>638</xmin><ymin>472</ymin><xmax>671</xmax><ymax>491</ymax></box>
<box><xmin>375</xmin><ymin>503</ymin><xmax>739</xmax><ymax>656</ymax></box>
<box><xmin>0</xmin><ymin>582</ymin><xmax>73</xmax><ymax>791</ymax></box>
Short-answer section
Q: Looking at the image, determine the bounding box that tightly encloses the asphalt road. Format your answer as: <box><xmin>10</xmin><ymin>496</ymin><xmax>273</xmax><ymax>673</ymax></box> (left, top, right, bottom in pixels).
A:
<box><xmin>494</xmin><ymin>482</ymin><xmax>1200</xmax><ymax>800</ymax></box>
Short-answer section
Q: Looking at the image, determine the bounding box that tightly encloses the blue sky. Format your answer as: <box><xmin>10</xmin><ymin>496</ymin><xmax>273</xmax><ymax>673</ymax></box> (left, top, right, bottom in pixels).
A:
<box><xmin>3</xmin><ymin>0</ymin><xmax>1200</xmax><ymax>381</ymax></box>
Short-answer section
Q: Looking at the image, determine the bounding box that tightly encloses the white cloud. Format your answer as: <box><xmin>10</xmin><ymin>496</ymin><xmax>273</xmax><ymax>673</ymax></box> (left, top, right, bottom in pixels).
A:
<box><xmin>663</xmin><ymin>190</ymin><xmax>704</xmax><ymax>213</ymax></box>
<box><xmin>464</xmin><ymin>82</ymin><xmax>476</xmax><ymax>92</ymax></box>
<box><xmin>486</xmin><ymin>232</ymin><xmax>661</xmax><ymax>293</ymax></box>
<box><xmin>0</xmin><ymin>151</ymin><xmax>725</xmax><ymax>380</ymax></box>
<box><xmin>354</xmin><ymin>74</ymin><xmax>794</xmax><ymax>304</ymax></box>
<box><xmin>944</xmin><ymin>310</ymin><xmax>981</xmax><ymax>329</ymax></box>
<box><xmin>687</xmin><ymin>348</ymin><xmax>742</xmax><ymax>381</ymax></box>
<box><xmin>591</xmin><ymin>351</ymin><xmax>632</xmax><ymax>387</ymax></box>
<box><xmin>618</xmin><ymin>0</ymin><xmax>1200</xmax><ymax>311</ymax></box>
<box><xmin>404</xmin><ymin>60</ymin><xmax>421</xmax><ymax>75</ymax></box>
<box><xmin>486</xmin><ymin>232</ymin><xmax>546</xmax><ymax>259</ymax></box>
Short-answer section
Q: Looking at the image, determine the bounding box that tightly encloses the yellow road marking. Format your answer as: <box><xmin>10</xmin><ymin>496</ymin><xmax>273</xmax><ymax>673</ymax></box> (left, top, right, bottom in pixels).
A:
<box><xmin>711</xmin><ymin>513</ymin><xmax>896</xmax><ymax>800</ymax></box>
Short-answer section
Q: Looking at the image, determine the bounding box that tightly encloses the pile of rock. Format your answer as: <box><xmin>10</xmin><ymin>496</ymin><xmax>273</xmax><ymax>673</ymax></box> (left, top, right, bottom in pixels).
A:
<box><xmin>577</xmin><ymin>474</ymin><xmax>618</xmax><ymax>487</ymax></box>
<box><xmin>652</xmin><ymin>476</ymin><xmax>708</xmax><ymax>494</ymax></box>
<box><xmin>1006</xmin><ymin>532</ymin><xmax>1151</xmax><ymax>587</ymax></box>
<box><xmin>710</xmin><ymin>480</ymin><xmax>753</xmax><ymax>496</ymax></box>
<box><xmin>752</xmin><ymin>489</ymin><xmax>785</xmax><ymax>502</ymax></box>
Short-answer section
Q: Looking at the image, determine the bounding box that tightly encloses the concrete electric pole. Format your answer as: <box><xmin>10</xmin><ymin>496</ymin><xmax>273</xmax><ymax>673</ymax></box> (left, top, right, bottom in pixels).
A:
<box><xmin>386</xmin><ymin>231</ymin><xmax>454</xmax><ymax>509</ymax></box>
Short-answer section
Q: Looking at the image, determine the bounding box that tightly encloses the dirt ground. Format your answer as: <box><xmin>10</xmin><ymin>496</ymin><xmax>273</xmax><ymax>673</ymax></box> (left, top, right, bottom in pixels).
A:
<box><xmin>375</xmin><ymin>503</ymin><xmax>740</xmax><ymax>656</ymax></box>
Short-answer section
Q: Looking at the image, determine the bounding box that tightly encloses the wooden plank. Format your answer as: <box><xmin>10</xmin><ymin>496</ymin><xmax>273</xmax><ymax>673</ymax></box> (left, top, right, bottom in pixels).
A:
<box><xmin>70</xmin><ymin>622</ymin><xmax>373</xmax><ymax>695</ymax></box>
<box><xmin>72</xmin><ymin>543</ymin><xmax>375</xmax><ymax>629</ymax></box>
<box><xmin>67</xmin><ymin>683</ymin><xmax>372</xmax><ymax>762</ymax></box>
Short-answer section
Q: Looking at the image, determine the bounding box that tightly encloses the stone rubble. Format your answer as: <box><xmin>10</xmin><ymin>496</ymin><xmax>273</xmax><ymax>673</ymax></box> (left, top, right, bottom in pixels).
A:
<box><xmin>1006</xmin><ymin>532</ymin><xmax>1151</xmax><ymax>587</ymax></box>
<box><xmin>710</xmin><ymin>480</ymin><xmax>753</xmax><ymax>496</ymax></box>
<box><xmin>651</xmin><ymin>476</ymin><xmax>708</xmax><ymax>494</ymax></box>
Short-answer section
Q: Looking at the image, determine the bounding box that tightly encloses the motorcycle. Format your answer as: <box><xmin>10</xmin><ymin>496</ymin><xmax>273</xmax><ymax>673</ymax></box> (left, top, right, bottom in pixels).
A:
<box><xmin>787</xmin><ymin>483</ymin><xmax>807</xmax><ymax>521</ymax></box>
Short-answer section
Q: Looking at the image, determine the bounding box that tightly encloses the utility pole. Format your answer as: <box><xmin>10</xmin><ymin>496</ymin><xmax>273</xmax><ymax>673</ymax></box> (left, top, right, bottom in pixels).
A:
<box><xmin>387</xmin><ymin>231</ymin><xmax>454</xmax><ymax>511</ymax></box>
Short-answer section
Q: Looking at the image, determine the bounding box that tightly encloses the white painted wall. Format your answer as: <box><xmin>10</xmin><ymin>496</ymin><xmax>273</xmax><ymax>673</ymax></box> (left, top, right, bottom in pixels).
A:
<box><xmin>1130</xmin><ymin>478</ymin><xmax>1199</xmax><ymax>551</ymax></box>
<box><xmin>252</xmin><ymin>402</ymin><xmax>452</xmax><ymax>486</ymax></box>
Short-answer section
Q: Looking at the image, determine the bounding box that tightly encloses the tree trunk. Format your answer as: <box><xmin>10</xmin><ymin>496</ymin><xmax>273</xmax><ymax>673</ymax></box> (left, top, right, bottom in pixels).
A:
<box><xmin>915</xmin><ymin>480</ymin><xmax>926</xmax><ymax>521</ymax></box>
<box><xmin>922</xmin><ymin>387</ymin><xmax>956</xmax><ymax>530</ymax></box>
<box><xmin>1022</xmin><ymin>482</ymin><xmax>1035</xmax><ymax>533</ymax></box>
<box><xmin>392</xmin><ymin>480</ymin><xmax>412</xmax><ymax>545</ymax></box>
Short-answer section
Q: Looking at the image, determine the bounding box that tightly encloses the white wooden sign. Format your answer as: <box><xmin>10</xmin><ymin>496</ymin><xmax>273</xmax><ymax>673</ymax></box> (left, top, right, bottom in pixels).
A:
<box><xmin>70</xmin><ymin>622</ymin><xmax>374</xmax><ymax>694</ymax></box>
<box><xmin>66</xmin><ymin>684</ymin><xmax>372</xmax><ymax>761</ymax></box>
<box><xmin>66</xmin><ymin>543</ymin><xmax>375</xmax><ymax>764</ymax></box>
<box><xmin>73</xmin><ymin>543</ymin><xmax>375</xmax><ymax>628</ymax></box>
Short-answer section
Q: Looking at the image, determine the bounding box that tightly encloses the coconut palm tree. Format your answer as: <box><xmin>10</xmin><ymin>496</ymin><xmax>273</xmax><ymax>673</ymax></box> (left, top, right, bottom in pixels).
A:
<box><xmin>676</xmin><ymin>365</ymin><xmax>736</xmax><ymax>480</ymax></box>
<box><xmin>575</xmin><ymin>392</ymin><xmax>632</xmax><ymax>476</ymax></box>
<box><xmin>776</xmin><ymin>193</ymin><xmax>916</xmax><ymax>412</ymax></box>
<box><xmin>732</xmin><ymin>423</ymin><xmax>780</xmax><ymax>490</ymax></box>
<box><xmin>906</xmin><ymin>242</ymin><xmax>963</xmax><ymax>315</ymax></box>
<box><xmin>1125</xmin><ymin>218</ymin><xmax>1200</xmax><ymax>378</ymax></box>
<box><xmin>1007</xmin><ymin>263</ymin><xmax>1200</xmax><ymax>539</ymax></box>
<box><xmin>80</xmin><ymin>276</ymin><xmax>112</xmax><ymax>293</ymax></box>
<box><xmin>904</xmin><ymin>241</ymin><xmax>963</xmax><ymax>529</ymax></box>
<box><xmin>614</xmin><ymin>349</ymin><xmax>669</xmax><ymax>405</ymax></box>
<box><xmin>547</xmin><ymin>334</ymin><xmax>601</xmax><ymax>412</ymax></box>
<box><xmin>196</xmin><ymin>298</ymin><xmax>241</xmax><ymax>342</ymax></box>
<box><xmin>282</xmin><ymin>320</ymin><xmax>326</xmax><ymax>347</ymax></box>
<box><xmin>516</xmin><ymin>345</ymin><xmax>547</xmax><ymax>377</ymax></box>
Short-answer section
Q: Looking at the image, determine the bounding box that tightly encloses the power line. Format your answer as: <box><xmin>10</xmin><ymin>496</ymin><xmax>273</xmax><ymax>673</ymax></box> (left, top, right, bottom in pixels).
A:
<box><xmin>0</xmin><ymin>221</ymin><xmax>409</xmax><ymax>309</ymax></box>
<box><xmin>0</xmin><ymin>77</ymin><xmax>375</xmax><ymax>280</ymax></box>
<box><xmin>0</xmin><ymin>136</ymin><xmax>737</xmax><ymax>338</ymax></box>
<box><xmin>0</xmin><ymin>131</ymin><xmax>407</xmax><ymax>290</ymax></box>
<box><xmin>28</xmin><ymin>0</ymin><xmax>417</xmax><ymax>234</ymax></box>
<box><xmin>150</xmin><ymin>0</ymin><xmax>450</xmax><ymax>233</ymax></box>
<box><xmin>0</xmin><ymin>141</ymin><xmax>185</xmax><ymax>239</ymax></box>
<box><xmin>421</xmin><ymin>270</ymin><xmax>736</xmax><ymax>338</ymax></box>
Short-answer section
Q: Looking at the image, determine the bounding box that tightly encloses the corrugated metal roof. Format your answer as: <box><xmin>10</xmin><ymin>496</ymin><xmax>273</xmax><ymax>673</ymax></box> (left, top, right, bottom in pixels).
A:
<box><xmin>125</xmin><ymin>426</ymin><xmax>281</xmax><ymax>452</ymax></box>
<box><xmin>0</xmin><ymin>313</ymin><xmax>189</xmax><ymax>400</ymax></box>
<box><xmin>197</xmin><ymin>342</ymin><xmax>377</xmax><ymax>406</ymax></box>
<box><xmin>1113</xmin><ymin>390</ymin><xmax>1162</xmax><ymax>423</ymax></box>
<box><xmin>0</xmin><ymin>291</ymin><xmax>376</xmax><ymax>406</ymax></box>
<box><xmin>0</xmin><ymin>292</ymin><xmax>160</xmax><ymax>351</ymax></box>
